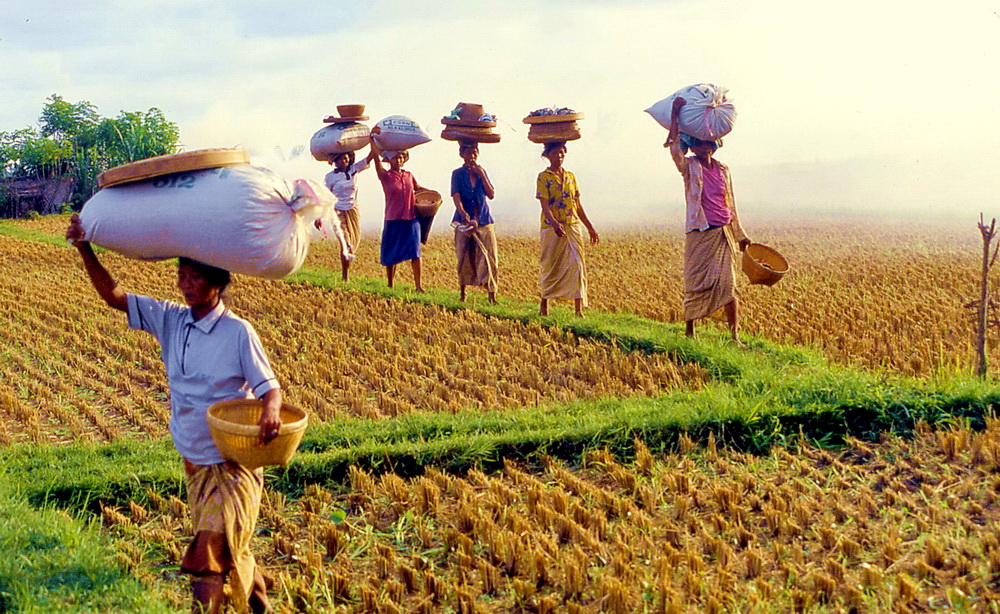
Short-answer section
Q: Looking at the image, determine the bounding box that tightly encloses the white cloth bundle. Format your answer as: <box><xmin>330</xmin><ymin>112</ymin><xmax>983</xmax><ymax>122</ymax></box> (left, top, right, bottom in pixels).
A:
<box><xmin>310</xmin><ymin>122</ymin><xmax>371</xmax><ymax>161</ymax></box>
<box><xmin>370</xmin><ymin>115</ymin><xmax>431</xmax><ymax>158</ymax></box>
<box><xmin>80</xmin><ymin>165</ymin><xmax>333</xmax><ymax>279</ymax></box>
<box><xmin>646</xmin><ymin>83</ymin><xmax>736</xmax><ymax>141</ymax></box>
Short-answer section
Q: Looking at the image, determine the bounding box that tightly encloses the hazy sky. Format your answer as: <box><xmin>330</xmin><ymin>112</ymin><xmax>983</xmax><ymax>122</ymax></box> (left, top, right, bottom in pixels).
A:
<box><xmin>3</xmin><ymin>0</ymin><xmax>999</xmax><ymax>229</ymax></box>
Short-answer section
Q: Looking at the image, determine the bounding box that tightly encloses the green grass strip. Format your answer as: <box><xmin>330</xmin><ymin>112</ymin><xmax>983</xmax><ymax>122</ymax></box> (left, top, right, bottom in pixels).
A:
<box><xmin>0</xmin><ymin>476</ymin><xmax>175</xmax><ymax>613</ymax></box>
<box><xmin>289</xmin><ymin>268</ymin><xmax>820</xmax><ymax>381</ymax></box>
<box><xmin>0</xmin><ymin>222</ymin><xmax>73</xmax><ymax>247</ymax></box>
<box><xmin>3</xmin><ymin>374</ymin><xmax>993</xmax><ymax>510</ymax></box>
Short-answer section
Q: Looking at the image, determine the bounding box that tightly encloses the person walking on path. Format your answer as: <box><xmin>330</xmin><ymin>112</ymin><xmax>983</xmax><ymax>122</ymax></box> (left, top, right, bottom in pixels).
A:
<box><xmin>324</xmin><ymin>146</ymin><xmax>376</xmax><ymax>282</ymax></box>
<box><xmin>372</xmin><ymin>148</ymin><xmax>427</xmax><ymax>292</ymax></box>
<box><xmin>535</xmin><ymin>141</ymin><xmax>599</xmax><ymax>317</ymax></box>
<box><xmin>451</xmin><ymin>141</ymin><xmax>499</xmax><ymax>303</ymax></box>
<box><xmin>665</xmin><ymin>96</ymin><xmax>751</xmax><ymax>342</ymax></box>
<box><xmin>66</xmin><ymin>214</ymin><xmax>281</xmax><ymax>614</ymax></box>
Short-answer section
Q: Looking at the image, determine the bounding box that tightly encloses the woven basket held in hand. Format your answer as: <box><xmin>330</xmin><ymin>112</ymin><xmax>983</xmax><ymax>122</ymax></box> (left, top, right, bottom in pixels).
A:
<box><xmin>414</xmin><ymin>189</ymin><xmax>442</xmax><ymax>218</ymax></box>
<box><xmin>741</xmin><ymin>243</ymin><xmax>788</xmax><ymax>287</ymax></box>
<box><xmin>207</xmin><ymin>399</ymin><xmax>308</xmax><ymax>469</ymax></box>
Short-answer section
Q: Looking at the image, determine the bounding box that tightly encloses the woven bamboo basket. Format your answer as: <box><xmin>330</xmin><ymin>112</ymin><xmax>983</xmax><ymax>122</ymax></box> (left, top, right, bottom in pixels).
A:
<box><xmin>97</xmin><ymin>149</ymin><xmax>250</xmax><ymax>189</ymax></box>
<box><xmin>741</xmin><ymin>243</ymin><xmax>788</xmax><ymax>286</ymax></box>
<box><xmin>414</xmin><ymin>188</ymin><xmax>442</xmax><ymax>217</ymax></box>
<box><xmin>527</xmin><ymin>121</ymin><xmax>581</xmax><ymax>143</ymax></box>
<box><xmin>207</xmin><ymin>399</ymin><xmax>308</xmax><ymax>469</ymax></box>
<box><xmin>441</xmin><ymin>126</ymin><xmax>501</xmax><ymax>143</ymax></box>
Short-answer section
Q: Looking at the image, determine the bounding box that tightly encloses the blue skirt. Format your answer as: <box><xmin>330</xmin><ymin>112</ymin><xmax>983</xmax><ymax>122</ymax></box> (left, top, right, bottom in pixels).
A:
<box><xmin>380</xmin><ymin>218</ymin><xmax>421</xmax><ymax>266</ymax></box>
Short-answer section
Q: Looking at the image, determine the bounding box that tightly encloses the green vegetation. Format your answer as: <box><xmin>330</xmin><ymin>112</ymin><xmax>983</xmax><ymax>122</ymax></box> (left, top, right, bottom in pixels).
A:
<box><xmin>0</xmin><ymin>95</ymin><xmax>180</xmax><ymax>212</ymax></box>
<box><xmin>0</xmin><ymin>479</ymin><xmax>175</xmax><ymax>613</ymax></box>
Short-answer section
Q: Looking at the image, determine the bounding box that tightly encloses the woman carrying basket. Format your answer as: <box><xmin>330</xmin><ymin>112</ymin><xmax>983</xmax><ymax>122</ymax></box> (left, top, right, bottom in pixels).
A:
<box><xmin>67</xmin><ymin>214</ymin><xmax>281</xmax><ymax>614</ymax></box>
<box><xmin>665</xmin><ymin>96</ymin><xmax>751</xmax><ymax>342</ymax></box>
<box><xmin>372</xmin><ymin>148</ymin><xmax>427</xmax><ymax>292</ymax></box>
<box><xmin>535</xmin><ymin>141</ymin><xmax>599</xmax><ymax>317</ymax></box>
<box><xmin>451</xmin><ymin>141</ymin><xmax>498</xmax><ymax>303</ymax></box>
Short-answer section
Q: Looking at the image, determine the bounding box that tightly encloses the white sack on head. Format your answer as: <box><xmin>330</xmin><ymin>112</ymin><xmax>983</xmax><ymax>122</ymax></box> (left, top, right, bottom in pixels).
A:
<box><xmin>646</xmin><ymin>83</ymin><xmax>736</xmax><ymax>141</ymax></box>
<box><xmin>310</xmin><ymin>122</ymin><xmax>371</xmax><ymax>161</ymax></box>
<box><xmin>79</xmin><ymin>165</ymin><xmax>333</xmax><ymax>279</ymax></box>
<box><xmin>370</xmin><ymin>115</ymin><xmax>431</xmax><ymax>152</ymax></box>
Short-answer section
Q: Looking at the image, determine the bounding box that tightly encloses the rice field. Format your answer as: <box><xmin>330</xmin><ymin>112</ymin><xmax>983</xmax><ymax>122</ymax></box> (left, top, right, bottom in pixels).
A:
<box><xmin>0</xmin><ymin>233</ymin><xmax>700</xmax><ymax>445</ymax></box>
<box><xmin>99</xmin><ymin>419</ymin><xmax>1000</xmax><ymax>612</ymax></box>
<box><xmin>15</xmin><ymin>214</ymin><xmax>984</xmax><ymax>378</ymax></box>
<box><xmin>2</xmin><ymin>214</ymin><xmax>997</xmax><ymax>613</ymax></box>
<box><xmin>306</xmin><ymin>215</ymin><xmax>982</xmax><ymax>378</ymax></box>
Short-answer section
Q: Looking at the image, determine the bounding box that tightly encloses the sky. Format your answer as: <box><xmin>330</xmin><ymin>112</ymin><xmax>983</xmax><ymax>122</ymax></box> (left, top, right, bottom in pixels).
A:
<box><xmin>3</xmin><ymin>0</ymin><xmax>1000</xmax><ymax>230</ymax></box>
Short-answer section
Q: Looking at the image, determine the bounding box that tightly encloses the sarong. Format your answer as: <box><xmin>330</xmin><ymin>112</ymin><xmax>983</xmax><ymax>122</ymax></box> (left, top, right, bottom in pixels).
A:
<box><xmin>380</xmin><ymin>218</ymin><xmax>421</xmax><ymax>266</ymax></box>
<box><xmin>683</xmin><ymin>225</ymin><xmax>739</xmax><ymax>321</ymax></box>
<box><xmin>336</xmin><ymin>207</ymin><xmax>361</xmax><ymax>254</ymax></box>
<box><xmin>539</xmin><ymin>223</ymin><xmax>588</xmax><ymax>304</ymax></box>
<box><xmin>183</xmin><ymin>461</ymin><xmax>264</xmax><ymax>613</ymax></box>
<box><xmin>455</xmin><ymin>223</ymin><xmax>498</xmax><ymax>292</ymax></box>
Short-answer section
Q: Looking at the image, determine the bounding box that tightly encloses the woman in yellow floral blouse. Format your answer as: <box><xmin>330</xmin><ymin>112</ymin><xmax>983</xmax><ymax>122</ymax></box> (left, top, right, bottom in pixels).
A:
<box><xmin>535</xmin><ymin>141</ymin><xmax>599</xmax><ymax>317</ymax></box>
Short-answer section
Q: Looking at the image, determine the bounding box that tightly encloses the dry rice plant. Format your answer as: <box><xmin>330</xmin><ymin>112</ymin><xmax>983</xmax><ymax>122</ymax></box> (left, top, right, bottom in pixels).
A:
<box><xmin>302</xmin><ymin>215</ymin><xmax>984</xmax><ymax>377</ymax></box>
<box><xmin>102</xmin><ymin>418</ymin><xmax>1000</xmax><ymax>612</ymax></box>
<box><xmin>0</xmin><ymin>233</ymin><xmax>700</xmax><ymax>443</ymax></box>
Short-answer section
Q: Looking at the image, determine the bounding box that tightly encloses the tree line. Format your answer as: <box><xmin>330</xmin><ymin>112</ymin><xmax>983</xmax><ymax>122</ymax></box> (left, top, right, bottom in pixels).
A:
<box><xmin>0</xmin><ymin>94</ymin><xmax>181</xmax><ymax>216</ymax></box>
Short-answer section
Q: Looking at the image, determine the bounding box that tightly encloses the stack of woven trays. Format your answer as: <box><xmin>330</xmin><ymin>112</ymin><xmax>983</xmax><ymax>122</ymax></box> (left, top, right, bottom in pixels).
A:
<box><xmin>523</xmin><ymin>107</ymin><xmax>583</xmax><ymax>143</ymax></box>
<box><xmin>441</xmin><ymin>103</ymin><xmax>501</xmax><ymax>143</ymax></box>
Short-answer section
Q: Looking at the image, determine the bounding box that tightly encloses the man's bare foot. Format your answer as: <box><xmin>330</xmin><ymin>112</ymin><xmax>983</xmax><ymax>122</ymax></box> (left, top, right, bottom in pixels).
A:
<box><xmin>488</xmin><ymin>292</ymin><xmax>497</xmax><ymax>305</ymax></box>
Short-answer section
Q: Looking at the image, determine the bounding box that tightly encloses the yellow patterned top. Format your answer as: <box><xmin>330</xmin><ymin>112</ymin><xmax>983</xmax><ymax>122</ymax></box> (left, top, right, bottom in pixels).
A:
<box><xmin>535</xmin><ymin>168</ymin><xmax>579</xmax><ymax>229</ymax></box>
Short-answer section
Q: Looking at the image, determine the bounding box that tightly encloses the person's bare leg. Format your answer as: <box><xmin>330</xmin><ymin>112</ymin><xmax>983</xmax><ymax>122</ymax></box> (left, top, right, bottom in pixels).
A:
<box><xmin>460</xmin><ymin>285</ymin><xmax>467</xmax><ymax>302</ymax></box>
<box><xmin>191</xmin><ymin>573</ymin><xmax>225</xmax><ymax>614</ymax></box>
<box><xmin>540</xmin><ymin>298</ymin><xmax>548</xmax><ymax>316</ymax></box>
<box><xmin>725</xmin><ymin>298</ymin><xmax>740</xmax><ymax>342</ymax></box>
<box><xmin>685</xmin><ymin>320</ymin><xmax>695</xmax><ymax>338</ymax></box>
<box><xmin>341</xmin><ymin>255</ymin><xmax>350</xmax><ymax>283</ymax></box>
<box><xmin>488</xmin><ymin>290</ymin><xmax>496</xmax><ymax>305</ymax></box>
<box><xmin>386</xmin><ymin>265</ymin><xmax>395</xmax><ymax>288</ymax></box>
<box><xmin>412</xmin><ymin>258</ymin><xmax>423</xmax><ymax>292</ymax></box>
<box><xmin>574</xmin><ymin>298</ymin><xmax>584</xmax><ymax>318</ymax></box>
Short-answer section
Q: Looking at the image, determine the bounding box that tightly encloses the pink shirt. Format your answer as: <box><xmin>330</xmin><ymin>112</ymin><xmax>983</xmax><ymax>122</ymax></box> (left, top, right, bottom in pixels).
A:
<box><xmin>700</xmin><ymin>162</ymin><xmax>732</xmax><ymax>227</ymax></box>
<box><xmin>380</xmin><ymin>169</ymin><xmax>416</xmax><ymax>221</ymax></box>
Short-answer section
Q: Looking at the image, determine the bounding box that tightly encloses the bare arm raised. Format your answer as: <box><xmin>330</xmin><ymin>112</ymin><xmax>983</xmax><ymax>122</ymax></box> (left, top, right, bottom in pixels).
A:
<box><xmin>66</xmin><ymin>213</ymin><xmax>127</xmax><ymax>312</ymax></box>
<box><xmin>664</xmin><ymin>97</ymin><xmax>688</xmax><ymax>173</ymax></box>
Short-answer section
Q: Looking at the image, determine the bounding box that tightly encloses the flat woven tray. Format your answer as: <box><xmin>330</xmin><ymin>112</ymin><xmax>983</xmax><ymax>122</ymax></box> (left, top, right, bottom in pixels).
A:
<box><xmin>523</xmin><ymin>113</ymin><xmax>584</xmax><ymax>124</ymax></box>
<box><xmin>98</xmin><ymin>149</ymin><xmax>250</xmax><ymax>189</ymax></box>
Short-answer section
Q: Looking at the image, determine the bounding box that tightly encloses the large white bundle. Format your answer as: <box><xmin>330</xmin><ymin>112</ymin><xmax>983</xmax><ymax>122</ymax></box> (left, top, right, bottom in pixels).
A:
<box><xmin>310</xmin><ymin>122</ymin><xmax>371</xmax><ymax>161</ymax></box>
<box><xmin>646</xmin><ymin>83</ymin><xmax>736</xmax><ymax>141</ymax></box>
<box><xmin>370</xmin><ymin>115</ymin><xmax>431</xmax><ymax>155</ymax></box>
<box><xmin>79</xmin><ymin>165</ymin><xmax>333</xmax><ymax>279</ymax></box>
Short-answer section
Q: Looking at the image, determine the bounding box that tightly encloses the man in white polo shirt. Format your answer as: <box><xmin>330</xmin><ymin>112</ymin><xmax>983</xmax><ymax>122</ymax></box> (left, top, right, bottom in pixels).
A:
<box><xmin>67</xmin><ymin>213</ymin><xmax>281</xmax><ymax>614</ymax></box>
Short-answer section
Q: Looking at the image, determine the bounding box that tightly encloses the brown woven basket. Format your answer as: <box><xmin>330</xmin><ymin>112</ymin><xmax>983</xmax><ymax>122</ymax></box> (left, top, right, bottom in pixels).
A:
<box><xmin>414</xmin><ymin>188</ymin><xmax>442</xmax><ymax>217</ymax></box>
<box><xmin>741</xmin><ymin>243</ymin><xmax>788</xmax><ymax>286</ymax></box>
<box><xmin>523</xmin><ymin>112</ymin><xmax>584</xmax><ymax>124</ymax></box>
<box><xmin>337</xmin><ymin>104</ymin><xmax>365</xmax><ymax>117</ymax></box>
<box><xmin>528</xmin><ymin>122</ymin><xmax>581</xmax><ymax>143</ymax></box>
<box><xmin>97</xmin><ymin>149</ymin><xmax>250</xmax><ymax>189</ymax></box>
<box><xmin>441</xmin><ymin>126</ymin><xmax>501</xmax><ymax>143</ymax></box>
<box><xmin>207</xmin><ymin>399</ymin><xmax>308</xmax><ymax>469</ymax></box>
